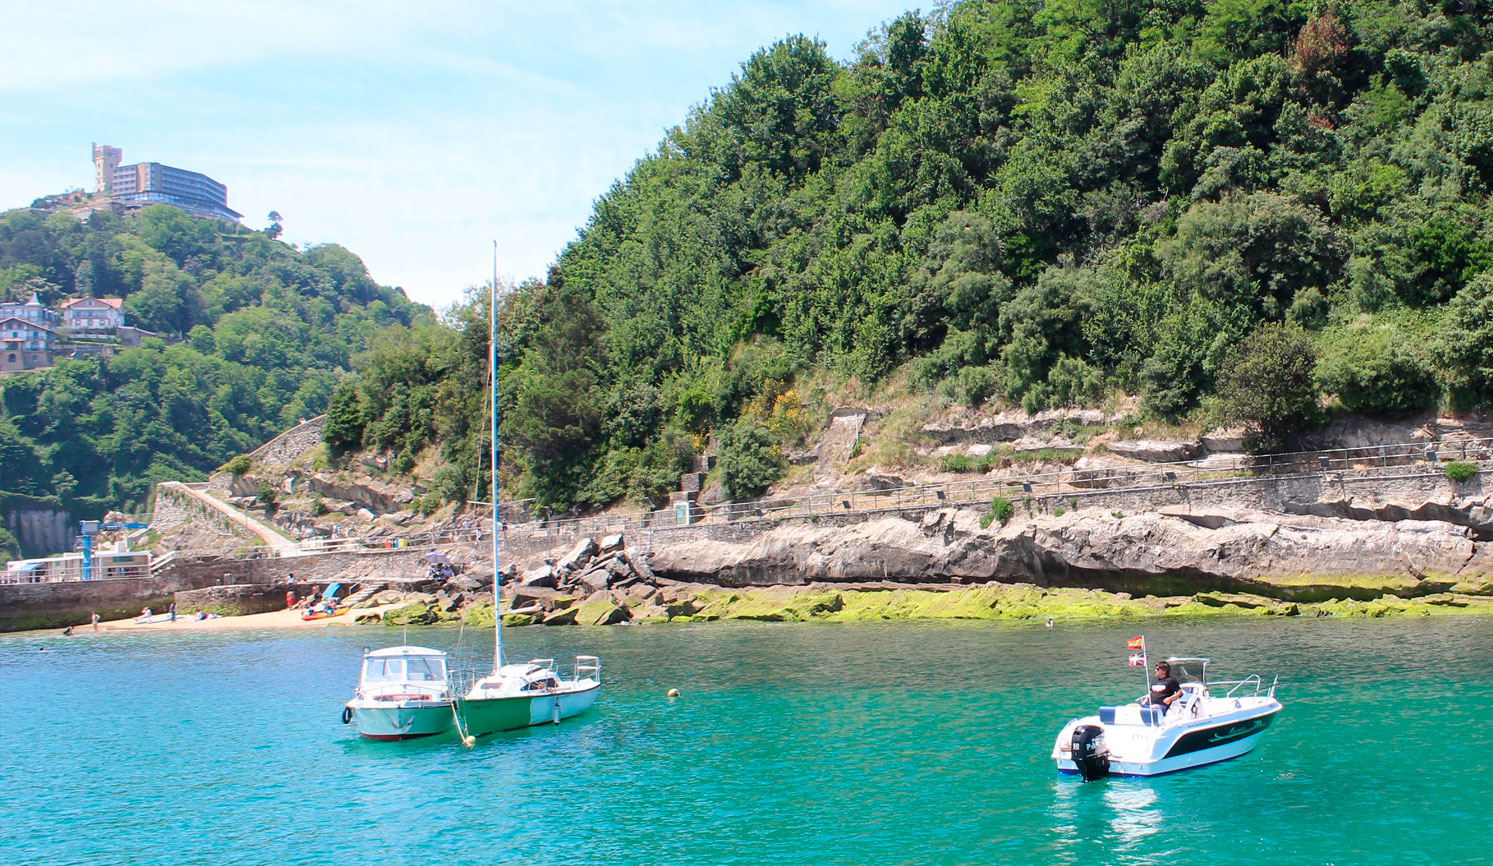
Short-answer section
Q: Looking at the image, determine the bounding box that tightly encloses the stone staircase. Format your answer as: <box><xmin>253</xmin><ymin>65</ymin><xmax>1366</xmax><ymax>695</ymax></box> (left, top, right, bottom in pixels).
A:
<box><xmin>342</xmin><ymin>582</ymin><xmax>385</xmax><ymax>609</ymax></box>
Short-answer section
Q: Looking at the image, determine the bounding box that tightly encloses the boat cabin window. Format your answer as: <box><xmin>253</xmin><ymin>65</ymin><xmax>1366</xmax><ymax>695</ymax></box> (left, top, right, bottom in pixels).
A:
<box><xmin>406</xmin><ymin>657</ymin><xmax>446</xmax><ymax>682</ymax></box>
<box><xmin>363</xmin><ymin>657</ymin><xmax>447</xmax><ymax>683</ymax></box>
<box><xmin>363</xmin><ymin>658</ymin><xmax>404</xmax><ymax>682</ymax></box>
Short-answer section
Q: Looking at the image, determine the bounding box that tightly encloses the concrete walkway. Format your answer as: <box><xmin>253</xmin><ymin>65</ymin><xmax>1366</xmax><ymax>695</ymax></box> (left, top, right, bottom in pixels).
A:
<box><xmin>160</xmin><ymin>481</ymin><xmax>303</xmax><ymax>558</ymax></box>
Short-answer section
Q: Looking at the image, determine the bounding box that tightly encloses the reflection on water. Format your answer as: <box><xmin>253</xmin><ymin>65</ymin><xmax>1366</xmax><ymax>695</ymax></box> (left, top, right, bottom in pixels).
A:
<box><xmin>1105</xmin><ymin>782</ymin><xmax>1162</xmax><ymax>856</ymax></box>
<box><xmin>1047</xmin><ymin>778</ymin><xmax>1162</xmax><ymax>865</ymax></box>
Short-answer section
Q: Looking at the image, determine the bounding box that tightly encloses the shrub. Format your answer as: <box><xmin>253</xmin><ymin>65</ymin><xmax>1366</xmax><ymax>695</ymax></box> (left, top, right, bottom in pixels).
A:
<box><xmin>1316</xmin><ymin>324</ymin><xmax>1435</xmax><ymax>416</ymax></box>
<box><xmin>955</xmin><ymin>364</ymin><xmax>1002</xmax><ymax>407</ymax></box>
<box><xmin>1053</xmin><ymin>506</ymin><xmax>1067</xmax><ymax>517</ymax></box>
<box><xmin>718</xmin><ymin>419</ymin><xmax>786</xmax><ymax>500</ymax></box>
<box><xmin>1445</xmin><ymin>461</ymin><xmax>1478</xmax><ymax>481</ymax></box>
<box><xmin>224</xmin><ymin>454</ymin><xmax>252</xmax><ymax>477</ymax></box>
<box><xmin>432</xmin><ymin>463</ymin><xmax>471</xmax><ymax>503</ymax></box>
<box><xmin>256</xmin><ymin>481</ymin><xmax>277</xmax><ymax>508</ymax></box>
<box><xmin>989</xmin><ymin>496</ymin><xmax>1015</xmax><ymax>526</ymax></box>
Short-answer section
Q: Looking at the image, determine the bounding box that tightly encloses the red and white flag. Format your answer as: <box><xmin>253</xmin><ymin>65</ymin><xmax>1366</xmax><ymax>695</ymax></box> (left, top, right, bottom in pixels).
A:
<box><xmin>1126</xmin><ymin>636</ymin><xmax>1146</xmax><ymax>667</ymax></box>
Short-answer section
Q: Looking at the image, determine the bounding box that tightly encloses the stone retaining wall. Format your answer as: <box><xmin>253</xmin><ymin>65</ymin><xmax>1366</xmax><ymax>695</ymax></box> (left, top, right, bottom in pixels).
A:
<box><xmin>0</xmin><ymin>547</ymin><xmax>433</xmax><ymax>632</ymax></box>
<box><xmin>0</xmin><ymin>572</ymin><xmax>222</xmax><ymax>632</ymax></box>
<box><xmin>153</xmin><ymin>482</ymin><xmax>259</xmax><ymax>543</ymax></box>
<box><xmin>176</xmin><ymin>584</ymin><xmax>292</xmax><ymax>616</ymax></box>
<box><xmin>3</xmin><ymin>502</ymin><xmax>73</xmax><ymax>558</ymax></box>
<box><xmin>208</xmin><ymin>415</ymin><xmax>327</xmax><ymax>490</ymax></box>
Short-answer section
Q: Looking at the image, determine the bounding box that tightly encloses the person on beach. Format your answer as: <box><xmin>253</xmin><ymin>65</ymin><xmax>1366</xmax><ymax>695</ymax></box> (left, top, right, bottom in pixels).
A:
<box><xmin>1143</xmin><ymin>661</ymin><xmax>1181</xmax><ymax>714</ymax></box>
<box><xmin>90</xmin><ymin>612</ymin><xmax>100</xmax><ymax>631</ymax></box>
<box><xmin>286</xmin><ymin>590</ymin><xmax>296</xmax><ymax>609</ymax></box>
<box><xmin>169</xmin><ymin>602</ymin><xmax>176</xmax><ymax>622</ymax></box>
<box><xmin>62</xmin><ymin>626</ymin><xmax>74</xmax><ymax>636</ymax></box>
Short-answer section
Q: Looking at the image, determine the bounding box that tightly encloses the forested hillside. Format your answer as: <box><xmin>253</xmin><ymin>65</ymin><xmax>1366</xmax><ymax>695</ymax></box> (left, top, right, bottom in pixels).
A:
<box><xmin>390</xmin><ymin>0</ymin><xmax>1490</xmax><ymax>513</ymax></box>
<box><xmin>0</xmin><ymin>204</ymin><xmax>428</xmax><ymax>544</ymax></box>
<box><xmin>17</xmin><ymin>0</ymin><xmax>1493</xmax><ymax>535</ymax></box>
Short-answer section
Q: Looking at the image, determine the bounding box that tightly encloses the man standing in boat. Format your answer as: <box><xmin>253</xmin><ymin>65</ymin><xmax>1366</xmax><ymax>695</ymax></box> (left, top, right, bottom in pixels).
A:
<box><xmin>1145</xmin><ymin>661</ymin><xmax>1181</xmax><ymax>713</ymax></box>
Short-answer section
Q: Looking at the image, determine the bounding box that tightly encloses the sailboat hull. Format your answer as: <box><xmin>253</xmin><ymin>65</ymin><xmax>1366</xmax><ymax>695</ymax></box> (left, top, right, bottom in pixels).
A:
<box><xmin>457</xmin><ymin>681</ymin><xmax>600</xmax><ymax>738</ymax></box>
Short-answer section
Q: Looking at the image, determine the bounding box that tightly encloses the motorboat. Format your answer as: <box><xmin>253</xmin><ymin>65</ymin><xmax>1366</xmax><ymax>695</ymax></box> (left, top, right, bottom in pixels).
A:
<box><xmin>343</xmin><ymin>645</ymin><xmax>457</xmax><ymax>741</ymax></box>
<box><xmin>1052</xmin><ymin>656</ymin><xmax>1282</xmax><ymax>780</ymax></box>
<box><xmin>456</xmin><ymin>655</ymin><xmax>601</xmax><ymax>738</ymax></box>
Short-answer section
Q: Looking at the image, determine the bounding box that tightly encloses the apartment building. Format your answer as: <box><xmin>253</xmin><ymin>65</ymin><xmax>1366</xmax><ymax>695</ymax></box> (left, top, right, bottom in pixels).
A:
<box><xmin>93</xmin><ymin>143</ymin><xmax>242</xmax><ymax>223</ymax></box>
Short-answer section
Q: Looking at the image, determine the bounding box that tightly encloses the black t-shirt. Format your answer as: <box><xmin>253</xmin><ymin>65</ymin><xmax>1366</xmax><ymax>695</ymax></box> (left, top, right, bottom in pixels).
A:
<box><xmin>1149</xmin><ymin>676</ymin><xmax>1180</xmax><ymax>707</ymax></box>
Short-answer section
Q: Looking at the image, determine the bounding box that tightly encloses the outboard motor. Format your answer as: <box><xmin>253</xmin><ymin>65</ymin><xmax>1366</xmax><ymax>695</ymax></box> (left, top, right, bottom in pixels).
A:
<box><xmin>1071</xmin><ymin>724</ymin><xmax>1110</xmax><ymax>782</ymax></box>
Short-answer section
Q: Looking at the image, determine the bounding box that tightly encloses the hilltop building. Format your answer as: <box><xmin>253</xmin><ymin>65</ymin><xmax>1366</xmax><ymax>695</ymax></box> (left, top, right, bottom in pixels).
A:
<box><xmin>87</xmin><ymin>143</ymin><xmax>241</xmax><ymax>223</ymax></box>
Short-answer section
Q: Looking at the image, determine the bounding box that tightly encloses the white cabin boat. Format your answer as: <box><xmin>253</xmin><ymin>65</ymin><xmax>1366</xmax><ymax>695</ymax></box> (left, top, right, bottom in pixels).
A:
<box><xmin>1052</xmin><ymin>657</ymin><xmax>1282</xmax><ymax>779</ymax></box>
<box><xmin>343</xmin><ymin>646</ymin><xmax>456</xmax><ymax>741</ymax></box>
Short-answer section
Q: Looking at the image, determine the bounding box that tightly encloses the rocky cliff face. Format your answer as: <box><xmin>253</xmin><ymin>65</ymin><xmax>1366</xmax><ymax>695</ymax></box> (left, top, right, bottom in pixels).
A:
<box><xmin>645</xmin><ymin>505</ymin><xmax>1493</xmax><ymax>599</ymax></box>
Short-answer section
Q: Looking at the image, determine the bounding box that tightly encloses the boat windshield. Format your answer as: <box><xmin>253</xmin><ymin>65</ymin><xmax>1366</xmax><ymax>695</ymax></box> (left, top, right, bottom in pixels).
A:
<box><xmin>1167</xmin><ymin>658</ymin><xmax>1208</xmax><ymax>686</ymax></box>
<box><xmin>362</xmin><ymin>656</ymin><xmax>447</xmax><ymax>684</ymax></box>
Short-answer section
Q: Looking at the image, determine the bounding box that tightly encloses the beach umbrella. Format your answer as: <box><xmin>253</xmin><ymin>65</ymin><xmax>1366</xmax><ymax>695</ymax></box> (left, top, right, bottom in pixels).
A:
<box><xmin>421</xmin><ymin>551</ymin><xmax>450</xmax><ymax>564</ymax></box>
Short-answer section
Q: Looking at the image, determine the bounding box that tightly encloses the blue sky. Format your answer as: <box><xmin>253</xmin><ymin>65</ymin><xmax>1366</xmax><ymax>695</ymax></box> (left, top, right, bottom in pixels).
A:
<box><xmin>1</xmin><ymin>1</ymin><xmax>917</xmax><ymax>312</ymax></box>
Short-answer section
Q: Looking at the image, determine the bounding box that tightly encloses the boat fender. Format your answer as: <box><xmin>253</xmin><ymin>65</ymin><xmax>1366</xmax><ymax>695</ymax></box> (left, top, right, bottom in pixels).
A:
<box><xmin>341</xmin><ymin>706</ymin><xmax>353</xmax><ymax>724</ymax></box>
<box><xmin>1071</xmin><ymin>724</ymin><xmax>1110</xmax><ymax>782</ymax></box>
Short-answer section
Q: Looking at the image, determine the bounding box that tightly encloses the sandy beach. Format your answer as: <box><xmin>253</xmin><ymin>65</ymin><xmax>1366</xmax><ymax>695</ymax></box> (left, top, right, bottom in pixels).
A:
<box><xmin>65</xmin><ymin>604</ymin><xmax>404</xmax><ymax>634</ymax></box>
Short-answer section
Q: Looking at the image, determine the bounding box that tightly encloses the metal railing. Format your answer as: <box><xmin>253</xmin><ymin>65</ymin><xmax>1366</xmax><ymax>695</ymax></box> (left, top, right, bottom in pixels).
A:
<box><xmin>504</xmin><ymin>435</ymin><xmax>1493</xmax><ymax>536</ymax></box>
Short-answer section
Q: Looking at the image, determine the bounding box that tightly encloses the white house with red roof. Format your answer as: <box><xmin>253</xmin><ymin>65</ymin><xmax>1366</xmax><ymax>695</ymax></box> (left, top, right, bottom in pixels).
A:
<box><xmin>60</xmin><ymin>296</ymin><xmax>124</xmax><ymax>333</ymax></box>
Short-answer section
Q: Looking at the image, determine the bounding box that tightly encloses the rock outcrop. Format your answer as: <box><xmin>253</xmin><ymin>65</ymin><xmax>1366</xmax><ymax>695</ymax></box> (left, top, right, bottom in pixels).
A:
<box><xmin>644</xmin><ymin>506</ymin><xmax>1493</xmax><ymax>598</ymax></box>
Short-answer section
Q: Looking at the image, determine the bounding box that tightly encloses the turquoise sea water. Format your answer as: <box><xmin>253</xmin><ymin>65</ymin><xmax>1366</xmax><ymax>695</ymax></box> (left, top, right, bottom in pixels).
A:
<box><xmin>3</xmin><ymin>616</ymin><xmax>1490</xmax><ymax>866</ymax></box>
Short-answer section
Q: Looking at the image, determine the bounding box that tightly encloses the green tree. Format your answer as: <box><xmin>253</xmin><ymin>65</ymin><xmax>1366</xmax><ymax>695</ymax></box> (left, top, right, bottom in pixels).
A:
<box><xmin>1433</xmin><ymin>272</ymin><xmax>1493</xmax><ymax>406</ymax></box>
<box><xmin>1216</xmin><ymin>323</ymin><xmax>1319</xmax><ymax>452</ymax></box>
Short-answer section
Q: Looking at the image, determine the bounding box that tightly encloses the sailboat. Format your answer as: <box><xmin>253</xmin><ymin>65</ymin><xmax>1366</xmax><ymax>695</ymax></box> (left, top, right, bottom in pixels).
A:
<box><xmin>454</xmin><ymin>255</ymin><xmax>601</xmax><ymax>741</ymax></box>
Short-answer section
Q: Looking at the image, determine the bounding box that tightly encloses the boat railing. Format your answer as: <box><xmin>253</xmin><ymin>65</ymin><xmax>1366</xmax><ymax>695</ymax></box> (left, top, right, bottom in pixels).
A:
<box><xmin>1214</xmin><ymin>674</ymin><xmax>1267</xmax><ymax>698</ymax></box>
<box><xmin>574</xmin><ymin>655</ymin><xmax>601</xmax><ymax>683</ymax></box>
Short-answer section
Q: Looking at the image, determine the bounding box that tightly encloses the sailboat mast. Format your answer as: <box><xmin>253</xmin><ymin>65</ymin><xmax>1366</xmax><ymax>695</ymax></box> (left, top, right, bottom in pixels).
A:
<box><xmin>491</xmin><ymin>241</ymin><xmax>503</xmax><ymax>672</ymax></box>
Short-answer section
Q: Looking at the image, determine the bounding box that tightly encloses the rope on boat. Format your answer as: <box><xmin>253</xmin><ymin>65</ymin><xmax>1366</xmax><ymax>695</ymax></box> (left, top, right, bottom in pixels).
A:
<box><xmin>444</xmin><ymin>618</ymin><xmax>474</xmax><ymax>746</ymax></box>
<box><xmin>450</xmin><ymin>693</ymin><xmax>475</xmax><ymax>747</ymax></box>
